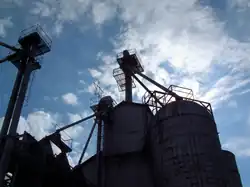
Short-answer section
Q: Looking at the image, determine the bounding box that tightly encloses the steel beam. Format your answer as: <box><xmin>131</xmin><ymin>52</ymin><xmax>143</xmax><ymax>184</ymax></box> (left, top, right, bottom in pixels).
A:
<box><xmin>0</xmin><ymin>68</ymin><xmax>24</xmax><ymax>138</ymax></box>
<box><xmin>137</xmin><ymin>71</ymin><xmax>182</xmax><ymax>100</ymax></box>
<box><xmin>55</xmin><ymin>114</ymin><xmax>95</xmax><ymax>133</ymax></box>
<box><xmin>125</xmin><ymin>72</ymin><xmax>132</xmax><ymax>102</ymax></box>
<box><xmin>78</xmin><ymin>119</ymin><xmax>97</xmax><ymax>165</ymax></box>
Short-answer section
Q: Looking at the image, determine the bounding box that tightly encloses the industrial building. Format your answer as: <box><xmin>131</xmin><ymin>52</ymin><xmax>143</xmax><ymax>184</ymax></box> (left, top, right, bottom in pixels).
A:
<box><xmin>0</xmin><ymin>26</ymin><xmax>243</xmax><ymax>187</ymax></box>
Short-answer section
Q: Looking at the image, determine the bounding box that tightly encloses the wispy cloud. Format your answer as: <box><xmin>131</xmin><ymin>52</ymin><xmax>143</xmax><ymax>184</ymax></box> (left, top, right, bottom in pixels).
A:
<box><xmin>0</xmin><ymin>17</ymin><xmax>13</xmax><ymax>37</ymax></box>
<box><xmin>199</xmin><ymin>75</ymin><xmax>250</xmax><ymax>108</ymax></box>
<box><xmin>91</xmin><ymin>1</ymin><xmax>116</xmax><ymax>25</ymax></box>
<box><xmin>0</xmin><ymin>111</ymin><xmax>59</xmax><ymax>140</ymax></box>
<box><xmin>62</xmin><ymin>93</ymin><xmax>79</xmax><ymax>106</ymax></box>
<box><xmin>229</xmin><ymin>0</ymin><xmax>250</xmax><ymax>8</ymax></box>
<box><xmin>1</xmin><ymin>0</ymin><xmax>23</xmax><ymax>8</ymax></box>
<box><xmin>228</xmin><ymin>100</ymin><xmax>238</xmax><ymax>108</ymax></box>
<box><xmin>68</xmin><ymin>113</ymin><xmax>82</xmax><ymax>123</ymax></box>
<box><xmin>83</xmin><ymin>0</ymin><xmax>250</xmax><ymax>110</ymax></box>
<box><xmin>223</xmin><ymin>137</ymin><xmax>250</xmax><ymax>157</ymax></box>
<box><xmin>29</xmin><ymin>0</ymin><xmax>92</xmax><ymax>35</ymax></box>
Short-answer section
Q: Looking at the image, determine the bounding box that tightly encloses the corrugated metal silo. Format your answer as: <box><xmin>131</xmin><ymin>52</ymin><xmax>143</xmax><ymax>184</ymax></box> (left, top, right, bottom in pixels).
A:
<box><xmin>103</xmin><ymin>101</ymin><xmax>153</xmax><ymax>156</ymax></box>
<box><xmin>222</xmin><ymin>150</ymin><xmax>242</xmax><ymax>187</ymax></box>
<box><xmin>151</xmin><ymin>100</ymin><xmax>223</xmax><ymax>187</ymax></box>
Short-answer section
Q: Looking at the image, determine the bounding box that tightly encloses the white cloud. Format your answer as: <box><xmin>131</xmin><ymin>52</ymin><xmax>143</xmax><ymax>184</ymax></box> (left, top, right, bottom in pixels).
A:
<box><xmin>62</xmin><ymin>93</ymin><xmax>78</xmax><ymax>105</ymax></box>
<box><xmin>68</xmin><ymin>113</ymin><xmax>82</xmax><ymax>123</ymax></box>
<box><xmin>27</xmin><ymin>0</ymin><xmax>114</xmax><ymax>35</ymax></box>
<box><xmin>222</xmin><ymin>137</ymin><xmax>250</xmax><ymax>157</ymax></box>
<box><xmin>30</xmin><ymin>1</ymin><xmax>56</xmax><ymax>17</ymax></box>
<box><xmin>50</xmin><ymin>142</ymin><xmax>62</xmax><ymax>155</ymax></box>
<box><xmin>30</xmin><ymin>0</ymin><xmax>91</xmax><ymax>27</ymax></box>
<box><xmin>0</xmin><ymin>111</ymin><xmax>59</xmax><ymax>140</ymax></box>
<box><xmin>237</xmin><ymin>88</ymin><xmax>250</xmax><ymax>95</ymax></box>
<box><xmin>81</xmin><ymin>0</ymin><xmax>250</xmax><ymax>109</ymax></box>
<box><xmin>200</xmin><ymin>75</ymin><xmax>250</xmax><ymax>108</ymax></box>
<box><xmin>0</xmin><ymin>17</ymin><xmax>13</xmax><ymax>37</ymax></box>
<box><xmin>27</xmin><ymin>0</ymin><xmax>95</xmax><ymax>36</ymax></box>
<box><xmin>53</xmin><ymin>22</ymin><xmax>63</xmax><ymax>36</ymax></box>
<box><xmin>88</xmin><ymin>68</ymin><xmax>102</xmax><ymax>78</ymax></box>
<box><xmin>79</xmin><ymin>80</ymin><xmax>86</xmax><ymax>84</ymax></box>
<box><xmin>60</xmin><ymin>112</ymin><xmax>87</xmax><ymax>139</ymax></box>
<box><xmin>63</xmin><ymin>125</ymin><xmax>84</xmax><ymax>139</ymax></box>
<box><xmin>111</xmin><ymin>0</ymin><xmax>227</xmax><ymax>74</ymax></box>
<box><xmin>77</xmin><ymin>71</ymin><xmax>84</xmax><ymax>75</ymax></box>
<box><xmin>228</xmin><ymin>100</ymin><xmax>238</xmax><ymax>108</ymax></box>
<box><xmin>91</xmin><ymin>1</ymin><xmax>116</xmax><ymax>25</ymax></box>
<box><xmin>229</xmin><ymin>0</ymin><xmax>250</xmax><ymax>8</ymax></box>
<box><xmin>1</xmin><ymin>0</ymin><xmax>23</xmax><ymax>8</ymax></box>
<box><xmin>44</xmin><ymin>96</ymin><xmax>50</xmax><ymax>100</ymax></box>
<box><xmin>81</xmin><ymin>110</ymin><xmax>93</xmax><ymax>118</ymax></box>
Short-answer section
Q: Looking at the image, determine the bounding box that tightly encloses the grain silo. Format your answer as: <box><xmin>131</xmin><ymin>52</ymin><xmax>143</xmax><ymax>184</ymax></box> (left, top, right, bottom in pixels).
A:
<box><xmin>80</xmin><ymin>101</ymin><xmax>155</xmax><ymax>187</ymax></box>
<box><xmin>151</xmin><ymin>100</ymin><xmax>223</xmax><ymax>187</ymax></box>
<box><xmin>222</xmin><ymin>150</ymin><xmax>243</xmax><ymax>187</ymax></box>
<box><xmin>103</xmin><ymin>101</ymin><xmax>153</xmax><ymax>155</ymax></box>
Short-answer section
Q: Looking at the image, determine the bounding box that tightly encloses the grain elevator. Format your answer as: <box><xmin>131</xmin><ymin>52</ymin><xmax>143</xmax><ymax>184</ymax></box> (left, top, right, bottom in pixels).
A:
<box><xmin>0</xmin><ymin>26</ymin><xmax>243</xmax><ymax>187</ymax></box>
<box><xmin>77</xmin><ymin>50</ymin><xmax>243</xmax><ymax>187</ymax></box>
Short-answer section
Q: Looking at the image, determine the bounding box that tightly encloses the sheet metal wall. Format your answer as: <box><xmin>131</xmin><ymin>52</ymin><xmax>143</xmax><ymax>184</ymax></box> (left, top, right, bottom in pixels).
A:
<box><xmin>152</xmin><ymin>100</ymin><xmax>223</xmax><ymax>187</ymax></box>
<box><xmin>81</xmin><ymin>153</ymin><xmax>155</xmax><ymax>187</ymax></box>
<box><xmin>103</xmin><ymin>102</ymin><xmax>153</xmax><ymax>156</ymax></box>
<box><xmin>222</xmin><ymin>150</ymin><xmax>243</xmax><ymax>187</ymax></box>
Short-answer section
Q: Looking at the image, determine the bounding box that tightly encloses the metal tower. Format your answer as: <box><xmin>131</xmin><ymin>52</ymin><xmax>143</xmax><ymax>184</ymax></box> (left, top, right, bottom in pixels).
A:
<box><xmin>113</xmin><ymin>49</ymin><xmax>182</xmax><ymax>103</ymax></box>
<box><xmin>0</xmin><ymin>25</ymin><xmax>52</xmax><ymax>187</ymax></box>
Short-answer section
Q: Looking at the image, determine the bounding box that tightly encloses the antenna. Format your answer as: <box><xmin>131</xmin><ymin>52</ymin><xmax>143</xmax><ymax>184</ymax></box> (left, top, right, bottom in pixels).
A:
<box><xmin>93</xmin><ymin>80</ymin><xmax>104</xmax><ymax>99</ymax></box>
<box><xmin>89</xmin><ymin>80</ymin><xmax>117</xmax><ymax>111</ymax></box>
<box><xmin>90</xmin><ymin>80</ymin><xmax>104</xmax><ymax>112</ymax></box>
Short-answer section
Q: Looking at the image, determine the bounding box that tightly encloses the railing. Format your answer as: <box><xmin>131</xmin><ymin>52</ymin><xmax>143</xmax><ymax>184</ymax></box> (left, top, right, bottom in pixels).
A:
<box><xmin>53</xmin><ymin>123</ymin><xmax>73</xmax><ymax>150</ymax></box>
<box><xmin>142</xmin><ymin>85</ymin><xmax>214</xmax><ymax>117</ymax></box>
<box><xmin>19</xmin><ymin>24</ymin><xmax>52</xmax><ymax>49</ymax></box>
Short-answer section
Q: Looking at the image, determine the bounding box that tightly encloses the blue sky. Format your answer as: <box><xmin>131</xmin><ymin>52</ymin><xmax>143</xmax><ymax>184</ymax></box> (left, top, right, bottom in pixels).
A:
<box><xmin>1</xmin><ymin>0</ymin><xmax>250</xmax><ymax>186</ymax></box>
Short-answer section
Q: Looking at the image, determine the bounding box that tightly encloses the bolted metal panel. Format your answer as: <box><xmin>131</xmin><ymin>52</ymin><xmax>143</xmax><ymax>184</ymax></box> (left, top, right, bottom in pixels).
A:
<box><xmin>80</xmin><ymin>156</ymin><xmax>97</xmax><ymax>186</ymax></box>
<box><xmin>103</xmin><ymin>101</ymin><xmax>153</xmax><ymax>156</ymax></box>
<box><xmin>222</xmin><ymin>150</ymin><xmax>243</xmax><ymax>187</ymax></box>
<box><xmin>105</xmin><ymin>153</ymin><xmax>155</xmax><ymax>187</ymax></box>
<box><xmin>80</xmin><ymin>152</ymin><xmax>155</xmax><ymax>187</ymax></box>
<box><xmin>152</xmin><ymin>100</ymin><xmax>223</xmax><ymax>187</ymax></box>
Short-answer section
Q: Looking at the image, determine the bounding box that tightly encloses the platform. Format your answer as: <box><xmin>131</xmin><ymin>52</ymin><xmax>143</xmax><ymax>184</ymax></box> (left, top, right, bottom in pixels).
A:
<box><xmin>18</xmin><ymin>25</ymin><xmax>52</xmax><ymax>57</ymax></box>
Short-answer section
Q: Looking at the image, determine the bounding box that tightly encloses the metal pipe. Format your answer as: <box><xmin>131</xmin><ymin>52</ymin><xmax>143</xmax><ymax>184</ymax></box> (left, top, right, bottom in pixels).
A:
<box><xmin>55</xmin><ymin>114</ymin><xmax>95</xmax><ymax>133</ymax></box>
<box><xmin>0</xmin><ymin>57</ymin><xmax>36</xmax><ymax>187</ymax></box>
<box><xmin>125</xmin><ymin>72</ymin><xmax>132</xmax><ymax>102</ymax></box>
<box><xmin>8</xmin><ymin>61</ymin><xmax>33</xmax><ymax>135</ymax></box>
<box><xmin>132</xmin><ymin>74</ymin><xmax>164</xmax><ymax>107</ymax></box>
<box><xmin>0</xmin><ymin>68</ymin><xmax>24</xmax><ymax>138</ymax></box>
<box><xmin>78</xmin><ymin>119</ymin><xmax>97</xmax><ymax>165</ymax></box>
<box><xmin>0</xmin><ymin>41</ymin><xmax>19</xmax><ymax>52</ymax></box>
<box><xmin>0</xmin><ymin>56</ymin><xmax>10</xmax><ymax>64</ymax></box>
<box><xmin>96</xmin><ymin>118</ymin><xmax>103</xmax><ymax>187</ymax></box>
<box><xmin>0</xmin><ymin>61</ymin><xmax>32</xmax><ymax>187</ymax></box>
<box><xmin>136</xmin><ymin>71</ymin><xmax>182</xmax><ymax>100</ymax></box>
<box><xmin>0</xmin><ymin>52</ymin><xmax>23</xmax><ymax>64</ymax></box>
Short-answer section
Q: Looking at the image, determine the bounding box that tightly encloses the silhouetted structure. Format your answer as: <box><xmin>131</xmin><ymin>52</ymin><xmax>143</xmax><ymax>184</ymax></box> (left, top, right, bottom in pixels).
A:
<box><xmin>0</xmin><ymin>35</ymin><xmax>243</xmax><ymax>187</ymax></box>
